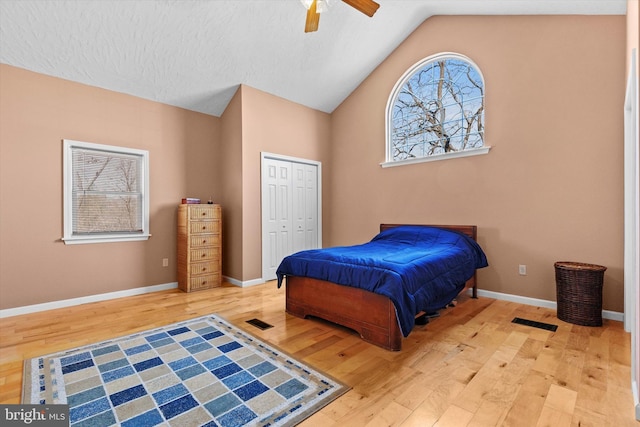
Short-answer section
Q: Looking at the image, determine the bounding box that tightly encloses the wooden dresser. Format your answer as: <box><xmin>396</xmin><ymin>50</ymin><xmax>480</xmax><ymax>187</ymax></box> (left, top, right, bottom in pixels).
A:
<box><xmin>177</xmin><ymin>204</ymin><xmax>222</xmax><ymax>292</ymax></box>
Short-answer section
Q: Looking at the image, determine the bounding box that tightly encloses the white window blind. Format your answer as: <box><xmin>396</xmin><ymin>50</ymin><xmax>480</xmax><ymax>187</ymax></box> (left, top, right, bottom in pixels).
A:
<box><xmin>63</xmin><ymin>140</ymin><xmax>150</xmax><ymax>244</ymax></box>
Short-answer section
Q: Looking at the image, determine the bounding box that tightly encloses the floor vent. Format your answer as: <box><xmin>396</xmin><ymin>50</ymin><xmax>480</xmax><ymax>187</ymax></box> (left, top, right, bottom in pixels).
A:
<box><xmin>512</xmin><ymin>317</ymin><xmax>558</xmax><ymax>332</ymax></box>
<box><xmin>246</xmin><ymin>318</ymin><xmax>274</xmax><ymax>330</ymax></box>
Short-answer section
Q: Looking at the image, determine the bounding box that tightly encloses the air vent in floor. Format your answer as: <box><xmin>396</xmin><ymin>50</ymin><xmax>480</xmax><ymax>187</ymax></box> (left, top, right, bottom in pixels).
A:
<box><xmin>512</xmin><ymin>317</ymin><xmax>558</xmax><ymax>332</ymax></box>
<box><xmin>246</xmin><ymin>318</ymin><xmax>274</xmax><ymax>330</ymax></box>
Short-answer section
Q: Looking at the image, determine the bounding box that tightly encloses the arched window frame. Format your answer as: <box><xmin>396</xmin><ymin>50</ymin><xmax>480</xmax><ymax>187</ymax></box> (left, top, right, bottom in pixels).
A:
<box><xmin>382</xmin><ymin>52</ymin><xmax>490</xmax><ymax>167</ymax></box>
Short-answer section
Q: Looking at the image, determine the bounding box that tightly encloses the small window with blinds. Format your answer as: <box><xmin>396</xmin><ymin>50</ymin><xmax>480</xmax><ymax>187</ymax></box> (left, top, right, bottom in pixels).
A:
<box><xmin>63</xmin><ymin>139</ymin><xmax>150</xmax><ymax>244</ymax></box>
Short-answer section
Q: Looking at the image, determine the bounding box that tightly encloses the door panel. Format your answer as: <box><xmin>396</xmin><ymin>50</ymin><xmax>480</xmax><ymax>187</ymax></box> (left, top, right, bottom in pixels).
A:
<box><xmin>262</xmin><ymin>158</ymin><xmax>292</xmax><ymax>280</ymax></box>
<box><xmin>262</xmin><ymin>155</ymin><xmax>320</xmax><ymax>281</ymax></box>
<box><xmin>304</xmin><ymin>164</ymin><xmax>318</xmax><ymax>249</ymax></box>
<box><xmin>292</xmin><ymin>163</ymin><xmax>307</xmax><ymax>253</ymax></box>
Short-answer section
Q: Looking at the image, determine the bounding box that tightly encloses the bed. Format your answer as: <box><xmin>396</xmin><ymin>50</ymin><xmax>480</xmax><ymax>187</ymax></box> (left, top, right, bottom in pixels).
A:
<box><xmin>276</xmin><ymin>224</ymin><xmax>488</xmax><ymax>351</ymax></box>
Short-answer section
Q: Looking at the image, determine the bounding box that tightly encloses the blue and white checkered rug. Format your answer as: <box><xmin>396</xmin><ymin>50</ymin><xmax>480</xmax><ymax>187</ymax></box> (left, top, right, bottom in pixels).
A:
<box><xmin>23</xmin><ymin>314</ymin><xmax>349</xmax><ymax>426</ymax></box>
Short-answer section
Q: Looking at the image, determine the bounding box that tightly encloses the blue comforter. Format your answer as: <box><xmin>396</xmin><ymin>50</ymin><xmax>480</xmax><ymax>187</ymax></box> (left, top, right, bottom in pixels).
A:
<box><xmin>276</xmin><ymin>225</ymin><xmax>488</xmax><ymax>337</ymax></box>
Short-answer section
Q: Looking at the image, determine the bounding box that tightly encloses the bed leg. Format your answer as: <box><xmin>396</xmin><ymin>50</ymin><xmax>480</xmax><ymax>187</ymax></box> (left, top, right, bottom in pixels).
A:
<box><xmin>415</xmin><ymin>313</ymin><xmax>429</xmax><ymax>325</ymax></box>
<box><xmin>472</xmin><ymin>284</ymin><xmax>478</xmax><ymax>299</ymax></box>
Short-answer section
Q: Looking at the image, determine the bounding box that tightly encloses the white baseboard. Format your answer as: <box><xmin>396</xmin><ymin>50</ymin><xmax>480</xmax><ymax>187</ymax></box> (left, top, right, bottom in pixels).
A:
<box><xmin>0</xmin><ymin>282</ymin><xmax>178</xmax><ymax>319</ymax></box>
<box><xmin>633</xmin><ymin>378</ymin><xmax>640</xmax><ymax>421</ymax></box>
<box><xmin>471</xmin><ymin>289</ymin><xmax>624</xmax><ymax>322</ymax></box>
<box><xmin>223</xmin><ymin>276</ymin><xmax>265</xmax><ymax>288</ymax></box>
<box><xmin>2</xmin><ymin>281</ymin><xmax>623</xmax><ymax>323</ymax></box>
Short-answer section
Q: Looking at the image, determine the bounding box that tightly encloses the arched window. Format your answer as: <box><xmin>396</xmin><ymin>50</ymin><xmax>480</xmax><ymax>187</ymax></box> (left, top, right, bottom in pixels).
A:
<box><xmin>383</xmin><ymin>53</ymin><xmax>489</xmax><ymax>167</ymax></box>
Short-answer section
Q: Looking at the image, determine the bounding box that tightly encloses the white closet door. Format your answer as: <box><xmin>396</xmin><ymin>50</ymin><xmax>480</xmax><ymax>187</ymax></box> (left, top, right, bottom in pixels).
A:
<box><xmin>261</xmin><ymin>154</ymin><xmax>321</xmax><ymax>281</ymax></box>
<box><xmin>292</xmin><ymin>162</ymin><xmax>306</xmax><ymax>253</ymax></box>
<box><xmin>292</xmin><ymin>163</ymin><xmax>318</xmax><ymax>253</ymax></box>
<box><xmin>303</xmin><ymin>163</ymin><xmax>318</xmax><ymax>250</ymax></box>
<box><xmin>262</xmin><ymin>158</ymin><xmax>293</xmax><ymax>281</ymax></box>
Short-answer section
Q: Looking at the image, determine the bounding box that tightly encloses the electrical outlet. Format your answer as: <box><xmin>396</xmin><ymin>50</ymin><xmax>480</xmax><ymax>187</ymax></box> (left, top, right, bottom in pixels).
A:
<box><xmin>162</xmin><ymin>258</ymin><xmax>169</xmax><ymax>267</ymax></box>
<box><xmin>518</xmin><ymin>264</ymin><xmax>527</xmax><ymax>275</ymax></box>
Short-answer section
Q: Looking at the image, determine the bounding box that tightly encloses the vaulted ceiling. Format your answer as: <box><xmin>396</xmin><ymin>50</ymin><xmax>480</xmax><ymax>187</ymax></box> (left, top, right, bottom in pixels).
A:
<box><xmin>0</xmin><ymin>0</ymin><xmax>627</xmax><ymax>117</ymax></box>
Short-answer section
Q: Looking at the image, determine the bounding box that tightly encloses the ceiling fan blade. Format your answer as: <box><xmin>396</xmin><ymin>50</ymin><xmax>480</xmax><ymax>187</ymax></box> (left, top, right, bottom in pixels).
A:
<box><xmin>342</xmin><ymin>0</ymin><xmax>380</xmax><ymax>17</ymax></box>
<box><xmin>305</xmin><ymin>0</ymin><xmax>320</xmax><ymax>32</ymax></box>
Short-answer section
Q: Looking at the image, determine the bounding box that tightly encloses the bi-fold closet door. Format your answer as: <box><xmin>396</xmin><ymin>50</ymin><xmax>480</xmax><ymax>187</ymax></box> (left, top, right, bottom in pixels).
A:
<box><xmin>261</xmin><ymin>153</ymin><xmax>321</xmax><ymax>281</ymax></box>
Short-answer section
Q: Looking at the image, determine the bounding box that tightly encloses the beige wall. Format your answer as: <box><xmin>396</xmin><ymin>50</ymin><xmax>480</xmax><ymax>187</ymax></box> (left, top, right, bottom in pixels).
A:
<box><xmin>0</xmin><ymin>68</ymin><xmax>330</xmax><ymax>308</ymax></box>
<box><xmin>186</xmin><ymin>83</ymin><xmax>332</xmax><ymax>284</ymax></box>
<box><xmin>238</xmin><ymin>85</ymin><xmax>331</xmax><ymax>281</ymax></box>
<box><xmin>0</xmin><ymin>64</ymin><xmax>220</xmax><ymax>309</ymax></box>
<box><xmin>0</xmin><ymin>14</ymin><xmax>629</xmax><ymax>313</ymax></box>
<box><xmin>217</xmin><ymin>85</ymin><xmax>332</xmax><ymax>282</ymax></box>
<box><xmin>219</xmin><ymin>87</ymin><xmax>244</xmax><ymax>280</ymax></box>
<box><xmin>329</xmin><ymin>15</ymin><xmax>626</xmax><ymax>312</ymax></box>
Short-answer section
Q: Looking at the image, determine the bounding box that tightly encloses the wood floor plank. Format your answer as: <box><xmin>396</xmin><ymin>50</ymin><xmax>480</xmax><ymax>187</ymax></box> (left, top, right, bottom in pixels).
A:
<box><xmin>502</xmin><ymin>370</ymin><xmax>552</xmax><ymax>427</ymax></box>
<box><xmin>402</xmin><ymin>380</ymin><xmax>466</xmax><ymax>426</ymax></box>
<box><xmin>468</xmin><ymin>400</ymin><xmax>509</xmax><ymax>427</ymax></box>
<box><xmin>393</xmin><ymin>372</ymin><xmax>435</xmax><ymax>411</ymax></box>
<box><xmin>0</xmin><ymin>281</ymin><xmax>636</xmax><ymax>426</ymax></box>
<box><xmin>551</xmin><ymin>349</ymin><xmax>586</xmax><ymax>390</ymax></box>
<box><xmin>544</xmin><ymin>383</ymin><xmax>577</xmax><ymax>414</ymax></box>
<box><xmin>364</xmin><ymin>400</ymin><xmax>412</xmax><ymax>427</ymax></box>
<box><xmin>535</xmin><ymin>406</ymin><xmax>573</xmax><ymax>427</ymax></box>
<box><xmin>434</xmin><ymin>404</ymin><xmax>474</xmax><ymax>426</ymax></box>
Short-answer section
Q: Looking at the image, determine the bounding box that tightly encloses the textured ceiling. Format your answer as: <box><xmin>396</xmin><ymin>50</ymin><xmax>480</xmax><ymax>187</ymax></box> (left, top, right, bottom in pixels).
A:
<box><xmin>0</xmin><ymin>0</ymin><xmax>628</xmax><ymax>117</ymax></box>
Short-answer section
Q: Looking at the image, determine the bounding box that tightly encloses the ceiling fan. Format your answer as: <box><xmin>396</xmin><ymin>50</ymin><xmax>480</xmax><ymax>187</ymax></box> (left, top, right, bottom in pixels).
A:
<box><xmin>301</xmin><ymin>0</ymin><xmax>380</xmax><ymax>33</ymax></box>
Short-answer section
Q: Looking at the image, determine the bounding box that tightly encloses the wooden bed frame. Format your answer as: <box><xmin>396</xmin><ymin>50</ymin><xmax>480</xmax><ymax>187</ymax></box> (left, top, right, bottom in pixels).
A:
<box><xmin>284</xmin><ymin>224</ymin><xmax>479</xmax><ymax>351</ymax></box>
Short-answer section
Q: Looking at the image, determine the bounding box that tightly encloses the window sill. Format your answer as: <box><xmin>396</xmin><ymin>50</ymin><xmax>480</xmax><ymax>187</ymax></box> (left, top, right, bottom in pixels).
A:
<box><xmin>380</xmin><ymin>146</ymin><xmax>491</xmax><ymax>168</ymax></box>
<box><xmin>62</xmin><ymin>234</ymin><xmax>151</xmax><ymax>245</ymax></box>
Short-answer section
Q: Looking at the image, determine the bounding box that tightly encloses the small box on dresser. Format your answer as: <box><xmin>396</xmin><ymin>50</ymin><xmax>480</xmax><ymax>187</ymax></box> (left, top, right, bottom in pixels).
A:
<box><xmin>177</xmin><ymin>204</ymin><xmax>222</xmax><ymax>292</ymax></box>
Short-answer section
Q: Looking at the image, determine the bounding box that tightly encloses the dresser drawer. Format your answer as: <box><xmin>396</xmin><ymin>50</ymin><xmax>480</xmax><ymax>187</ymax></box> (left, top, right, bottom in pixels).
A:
<box><xmin>188</xmin><ymin>205</ymin><xmax>220</xmax><ymax>220</ymax></box>
<box><xmin>189</xmin><ymin>220</ymin><xmax>220</xmax><ymax>234</ymax></box>
<box><xmin>190</xmin><ymin>234</ymin><xmax>221</xmax><ymax>248</ymax></box>
<box><xmin>190</xmin><ymin>247</ymin><xmax>220</xmax><ymax>261</ymax></box>
<box><xmin>188</xmin><ymin>273</ymin><xmax>220</xmax><ymax>291</ymax></box>
<box><xmin>190</xmin><ymin>261</ymin><xmax>217</xmax><ymax>275</ymax></box>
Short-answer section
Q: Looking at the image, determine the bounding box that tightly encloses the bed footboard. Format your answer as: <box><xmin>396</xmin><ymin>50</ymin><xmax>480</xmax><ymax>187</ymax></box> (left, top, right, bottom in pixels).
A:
<box><xmin>285</xmin><ymin>276</ymin><xmax>403</xmax><ymax>351</ymax></box>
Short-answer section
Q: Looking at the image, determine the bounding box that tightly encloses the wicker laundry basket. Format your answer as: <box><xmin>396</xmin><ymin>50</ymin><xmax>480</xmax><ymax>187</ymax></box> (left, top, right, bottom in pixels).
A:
<box><xmin>554</xmin><ymin>261</ymin><xmax>606</xmax><ymax>326</ymax></box>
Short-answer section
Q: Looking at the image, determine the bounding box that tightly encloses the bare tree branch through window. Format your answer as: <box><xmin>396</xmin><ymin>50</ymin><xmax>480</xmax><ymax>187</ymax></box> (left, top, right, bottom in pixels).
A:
<box><xmin>63</xmin><ymin>139</ymin><xmax>149</xmax><ymax>244</ymax></box>
<box><xmin>390</xmin><ymin>55</ymin><xmax>484</xmax><ymax>161</ymax></box>
<box><xmin>72</xmin><ymin>150</ymin><xmax>143</xmax><ymax>234</ymax></box>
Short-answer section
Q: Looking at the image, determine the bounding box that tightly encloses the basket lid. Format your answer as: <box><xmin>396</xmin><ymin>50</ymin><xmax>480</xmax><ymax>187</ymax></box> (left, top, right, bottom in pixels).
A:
<box><xmin>554</xmin><ymin>261</ymin><xmax>607</xmax><ymax>272</ymax></box>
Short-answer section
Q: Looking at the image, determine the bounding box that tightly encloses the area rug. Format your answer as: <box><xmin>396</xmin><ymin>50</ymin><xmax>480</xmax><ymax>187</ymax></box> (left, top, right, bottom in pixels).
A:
<box><xmin>23</xmin><ymin>314</ymin><xmax>349</xmax><ymax>426</ymax></box>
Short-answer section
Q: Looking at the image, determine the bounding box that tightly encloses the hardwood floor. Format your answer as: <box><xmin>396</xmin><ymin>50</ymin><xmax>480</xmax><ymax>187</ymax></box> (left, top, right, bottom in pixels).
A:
<box><xmin>0</xmin><ymin>281</ymin><xmax>637</xmax><ymax>426</ymax></box>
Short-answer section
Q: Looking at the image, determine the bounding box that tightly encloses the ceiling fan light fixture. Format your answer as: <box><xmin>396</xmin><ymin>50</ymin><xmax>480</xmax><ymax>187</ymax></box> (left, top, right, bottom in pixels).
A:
<box><xmin>304</xmin><ymin>0</ymin><xmax>377</xmax><ymax>33</ymax></box>
<box><xmin>301</xmin><ymin>0</ymin><xmax>330</xmax><ymax>12</ymax></box>
<box><xmin>316</xmin><ymin>0</ymin><xmax>330</xmax><ymax>13</ymax></box>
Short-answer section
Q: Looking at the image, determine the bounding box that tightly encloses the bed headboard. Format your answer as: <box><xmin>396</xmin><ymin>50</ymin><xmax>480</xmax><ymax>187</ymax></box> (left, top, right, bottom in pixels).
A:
<box><xmin>379</xmin><ymin>224</ymin><xmax>478</xmax><ymax>241</ymax></box>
